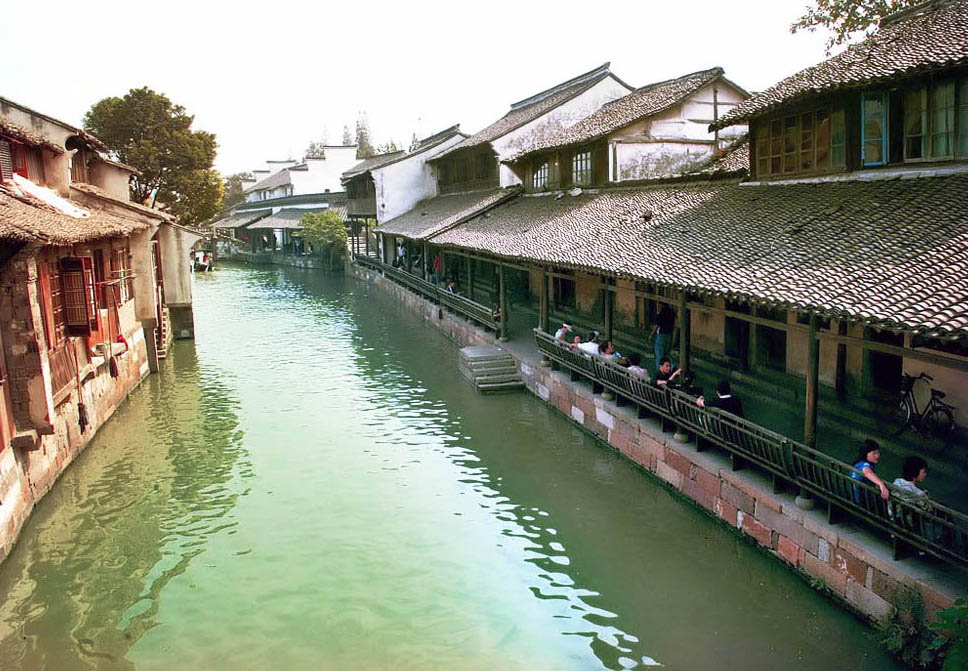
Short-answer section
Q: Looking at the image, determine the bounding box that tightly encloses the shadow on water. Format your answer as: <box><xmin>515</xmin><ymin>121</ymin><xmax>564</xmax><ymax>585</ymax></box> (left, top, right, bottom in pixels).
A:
<box><xmin>0</xmin><ymin>340</ymin><xmax>250</xmax><ymax>670</ymax></box>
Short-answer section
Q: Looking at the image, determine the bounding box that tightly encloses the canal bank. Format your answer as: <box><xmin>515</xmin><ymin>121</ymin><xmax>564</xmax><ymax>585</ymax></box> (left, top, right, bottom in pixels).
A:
<box><xmin>0</xmin><ymin>264</ymin><xmax>911</xmax><ymax>670</ymax></box>
<box><xmin>348</xmin><ymin>260</ymin><xmax>968</xmax><ymax>629</ymax></box>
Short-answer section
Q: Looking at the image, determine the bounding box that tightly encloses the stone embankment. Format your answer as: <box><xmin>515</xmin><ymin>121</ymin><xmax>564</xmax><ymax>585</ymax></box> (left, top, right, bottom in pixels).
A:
<box><xmin>350</xmin><ymin>261</ymin><xmax>966</xmax><ymax>627</ymax></box>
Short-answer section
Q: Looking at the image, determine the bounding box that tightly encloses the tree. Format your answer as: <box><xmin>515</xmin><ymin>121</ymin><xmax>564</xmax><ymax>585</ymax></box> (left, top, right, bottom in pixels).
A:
<box><xmin>83</xmin><ymin>87</ymin><xmax>221</xmax><ymax>224</ymax></box>
<box><xmin>355</xmin><ymin>113</ymin><xmax>376</xmax><ymax>159</ymax></box>
<box><xmin>376</xmin><ymin>140</ymin><xmax>400</xmax><ymax>154</ymax></box>
<box><xmin>299</xmin><ymin>210</ymin><xmax>347</xmax><ymax>269</ymax></box>
<box><xmin>409</xmin><ymin>132</ymin><xmax>420</xmax><ymax>152</ymax></box>
<box><xmin>342</xmin><ymin>125</ymin><xmax>353</xmax><ymax>146</ymax></box>
<box><xmin>305</xmin><ymin>142</ymin><xmax>327</xmax><ymax>159</ymax></box>
<box><xmin>791</xmin><ymin>0</ymin><xmax>920</xmax><ymax>53</ymax></box>
<box><xmin>223</xmin><ymin>172</ymin><xmax>253</xmax><ymax>208</ymax></box>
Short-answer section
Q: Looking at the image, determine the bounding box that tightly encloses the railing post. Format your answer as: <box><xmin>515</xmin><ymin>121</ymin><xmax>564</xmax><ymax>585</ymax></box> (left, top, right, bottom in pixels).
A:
<box><xmin>498</xmin><ymin>264</ymin><xmax>508</xmax><ymax>342</ymax></box>
<box><xmin>679</xmin><ymin>290</ymin><xmax>691</xmax><ymax>373</ymax></box>
<box><xmin>797</xmin><ymin>315</ymin><xmax>820</xmax><ymax>510</ymax></box>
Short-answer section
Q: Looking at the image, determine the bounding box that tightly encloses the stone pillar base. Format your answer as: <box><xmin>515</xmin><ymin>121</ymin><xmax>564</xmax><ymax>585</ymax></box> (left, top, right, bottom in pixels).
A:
<box><xmin>168</xmin><ymin>303</ymin><xmax>195</xmax><ymax>340</ymax></box>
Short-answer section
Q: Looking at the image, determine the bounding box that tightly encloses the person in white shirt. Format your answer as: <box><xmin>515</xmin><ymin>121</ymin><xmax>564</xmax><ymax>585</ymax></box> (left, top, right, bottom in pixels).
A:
<box><xmin>626</xmin><ymin>353</ymin><xmax>650</xmax><ymax>379</ymax></box>
<box><xmin>554</xmin><ymin>323</ymin><xmax>572</xmax><ymax>341</ymax></box>
<box><xmin>893</xmin><ymin>456</ymin><xmax>929</xmax><ymax>497</ymax></box>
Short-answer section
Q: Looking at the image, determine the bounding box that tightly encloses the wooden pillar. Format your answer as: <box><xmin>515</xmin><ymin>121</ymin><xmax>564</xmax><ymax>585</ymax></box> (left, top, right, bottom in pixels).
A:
<box><xmin>364</xmin><ymin>220</ymin><xmax>370</xmax><ymax>256</ymax></box>
<box><xmin>466</xmin><ymin>257</ymin><xmax>473</xmax><ymax>301</ymax></box>
<box><xmin>423</xmin><ymin>241</ymin><xmax>429</xmax><ymax>281</ymax></box>
<box><xmin>804</xmin><ymin>314</ymin><xmax>820</xmax><ymax>447</ymax></box>
<box><xmin>603</xmin><ymin>285</ymin><xmax>613</xmax><ymax>341</ymax></box>
<box><xmin>539</xmin><ymin>269</ymin><xmax>549</xmax><ymax>333</ymax></box>
<box><xmin>498</xmin><ymin>264</ymin><xmax>508</xmax><ymax>341</ymax></box>
<box><xmin>679</xmin><ymin>290</ymin><xmax>691</xmax><ymax>372</ymax></box>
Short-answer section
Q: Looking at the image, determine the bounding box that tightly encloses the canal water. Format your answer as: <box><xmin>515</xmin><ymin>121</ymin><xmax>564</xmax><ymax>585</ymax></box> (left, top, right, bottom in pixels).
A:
<box><xmin>0</xmin><ymin>265</ymin><xmax>903</xmax><ymax>671</ymax></box>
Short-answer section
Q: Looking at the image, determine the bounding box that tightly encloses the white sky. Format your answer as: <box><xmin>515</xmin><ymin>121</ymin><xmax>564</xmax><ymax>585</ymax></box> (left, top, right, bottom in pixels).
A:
<box><xmin>0</xmin><ymin>0</ymin><xmax>836</xmax><ymax>176</ymax></box>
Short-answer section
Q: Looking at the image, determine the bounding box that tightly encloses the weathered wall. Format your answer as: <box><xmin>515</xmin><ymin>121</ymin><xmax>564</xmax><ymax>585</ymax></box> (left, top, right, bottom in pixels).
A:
<box><xmin>0</xmin><ymin>248</ymin><xmax>150</xmax><ymax>564</ymax></box>
<box><xmin>290</xmin><ymin>149</ymin><xmax>359</xmax><ymax>195</ymax></box>
<box><xmin>88</xmin><ymin>161</ymin><xmax>132</xmax><ymax>201</ymax></box>
<box><xmin>373</xmin><ymin>136</ymin><xmax>466</xmax><ymax>224</ymax></box>
<box><xmin>351</xmin><ymin>262</ymin><xmax>965</xmax><ymax>628</ymax></box>
<box><xmin>494</xmin><ymin>76</ymin><xmax>633</xmax><ymax>187</ymax></box>
<box><xmin>158</xmin><ymin>224</ymin><xmax>200</xmax><ymax>339</ymax></box>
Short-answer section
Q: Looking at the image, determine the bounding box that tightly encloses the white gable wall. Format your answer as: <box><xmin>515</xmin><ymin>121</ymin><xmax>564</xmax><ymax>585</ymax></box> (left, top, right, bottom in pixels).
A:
<box><xmin>493</xmin><ymin>75</ymin><xmax>633</xmax><ymax>187</ymax></box>
<box><xmin>372</xmin><ymin>135</ymin><xmax>466</xmax><ymax>223</ymax></box>
<box><xmin>610</xmin><ymin>79</ymin><xmax>749</xmax><ymax>181</ymax></box>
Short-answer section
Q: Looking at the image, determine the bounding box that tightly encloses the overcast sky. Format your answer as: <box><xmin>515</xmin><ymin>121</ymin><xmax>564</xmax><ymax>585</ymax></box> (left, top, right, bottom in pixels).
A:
<box><xmin>0</xmin><ymin>0</ymin><xmax>835</xmax><ymax>176</ymax></box>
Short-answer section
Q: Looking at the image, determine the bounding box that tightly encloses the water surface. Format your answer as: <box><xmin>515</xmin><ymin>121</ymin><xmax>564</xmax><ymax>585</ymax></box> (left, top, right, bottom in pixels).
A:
<box><xmin>0</xmin><ymin>265</ymin><xmax>902</xmax><ymax>670</ymax></box>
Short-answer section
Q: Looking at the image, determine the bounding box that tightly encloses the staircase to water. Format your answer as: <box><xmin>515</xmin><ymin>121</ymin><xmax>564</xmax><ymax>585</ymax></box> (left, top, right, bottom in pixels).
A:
<box><xmin>458</xmin><ymin>345</ymin><xmax>523</xmax><ymax>393</ymax></box>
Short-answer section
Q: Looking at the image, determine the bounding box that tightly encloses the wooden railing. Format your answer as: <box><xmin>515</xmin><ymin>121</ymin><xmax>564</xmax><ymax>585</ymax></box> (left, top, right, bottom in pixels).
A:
<box><xmin>355</xmin><ymin>255</ymin><xmax>501</xmax><ymax>332</ymax></box>
<box><xmin>534</xmin><ymin>328</ymin><xmax>968</xmax><ymax>567</ymax></box>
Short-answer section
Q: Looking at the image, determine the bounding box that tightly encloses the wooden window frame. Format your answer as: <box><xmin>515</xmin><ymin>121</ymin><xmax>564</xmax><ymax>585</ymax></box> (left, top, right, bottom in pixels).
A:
<box><xmin>754</xmin><ymin>107</ymin><xmax>845</xmax><ymax>179</ymax></box>
<box><xmin>532</xmin><ymin>160</ymin><xmax>549</xmax><ymax>190</ymax></box>
<box><xmin>861</xmin><ymin>91</ymin><xmax>889</xmax><ymax>167</ymax></box>
<box><xmin>572</xmin><ymin>149</ymin><xmax>592</xmax><ymax>186</ymax></box>
<box><xmin>60</xmin><ymin>257</ymin><xmax>99</xmax><ymax>337</ymax></box>
<box><xmin>904</xmin><ymin>77</ymin><xmax>968</xmax><ymax>162</ymax></box>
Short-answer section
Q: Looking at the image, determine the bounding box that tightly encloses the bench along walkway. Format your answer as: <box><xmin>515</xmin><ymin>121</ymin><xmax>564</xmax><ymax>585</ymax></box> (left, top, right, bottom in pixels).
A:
<box><xmin>534</xmin><ymin>328</ymin><xmax>968</xmax><ymax>568</ymax></box>
<box><xmin>356</xmin><ymin>255</ymin><xmax>502</xmax><ymax>333</ymax></box>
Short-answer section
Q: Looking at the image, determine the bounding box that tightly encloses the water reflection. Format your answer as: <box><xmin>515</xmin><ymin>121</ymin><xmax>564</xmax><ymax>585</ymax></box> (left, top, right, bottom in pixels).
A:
<box><xmin>0</xmin><ymin>342</ymin><xmax>249</xmax><ymax>670</ymax></box>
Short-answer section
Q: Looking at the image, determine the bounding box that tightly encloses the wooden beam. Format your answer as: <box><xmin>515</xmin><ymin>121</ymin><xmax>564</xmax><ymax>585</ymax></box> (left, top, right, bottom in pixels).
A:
<box><xmin>804</xmin><ymin>314</ymin><xmax>820</xmax><ymax>447</ymax></box>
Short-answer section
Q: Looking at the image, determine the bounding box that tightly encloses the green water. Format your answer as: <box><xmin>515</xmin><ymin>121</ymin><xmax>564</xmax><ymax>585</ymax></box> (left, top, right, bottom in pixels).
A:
<box><xmin>0</xmin><ymin>265</ymin><xmax>903</xmax><ymax>670</ymax></box>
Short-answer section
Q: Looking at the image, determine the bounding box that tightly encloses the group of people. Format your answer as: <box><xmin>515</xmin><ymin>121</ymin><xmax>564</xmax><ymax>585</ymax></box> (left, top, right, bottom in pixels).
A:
<box><xmin>850</xmin><ymin>439</ymin><xmax>932</xmax><ymax>504</ymax></box>
<box><xmin>553</xmin><ymin>323</ymin><xmax>743</xmax><ymax>418</ymax></box>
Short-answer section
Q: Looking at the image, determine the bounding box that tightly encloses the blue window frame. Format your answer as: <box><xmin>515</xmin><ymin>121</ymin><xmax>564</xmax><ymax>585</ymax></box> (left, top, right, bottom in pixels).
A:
<box><xmin>862</xmin><ymin>92</ymin><xmax>888</xmax><ymax>166</ymax></box>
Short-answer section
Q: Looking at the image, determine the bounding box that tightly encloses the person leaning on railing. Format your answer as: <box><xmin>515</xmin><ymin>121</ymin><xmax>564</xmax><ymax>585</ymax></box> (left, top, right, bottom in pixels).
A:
<box><xmin>626</xmin><ymin>353</ymin><xmax>650</xmax><ymax>380</ymax></box>
<box><xmin>850</xmin><ymin>439</ymin><xmax>890</xmax><ymax>502</ymax></box>
<box><xmin>654</xmin><ymin>357</ymin><xmax>681</xmax><ymax>387</ymax></box>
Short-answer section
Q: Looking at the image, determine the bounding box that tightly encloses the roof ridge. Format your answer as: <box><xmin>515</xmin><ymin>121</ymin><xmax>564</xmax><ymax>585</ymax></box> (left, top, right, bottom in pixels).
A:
<box><xmin>880</xmin><ymin>0</ymin><xmax>963</xmax><ymax>27</ymax></box>
<box><xmin>509</xmin><ymin>62</ymin><xmax>612</xmax><ymax>110</ymax></box>
<box><xmin>627</xmin><ymin>66</ymin><xmax>723</xmax><ymax>96</ymax></box>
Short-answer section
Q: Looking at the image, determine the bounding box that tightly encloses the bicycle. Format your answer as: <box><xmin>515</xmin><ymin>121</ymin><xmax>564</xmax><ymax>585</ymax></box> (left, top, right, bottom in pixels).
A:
<box><xmin>892</xmin><ymin>372</ymin><xmax>956</xmax><ymax>439</ymax></box>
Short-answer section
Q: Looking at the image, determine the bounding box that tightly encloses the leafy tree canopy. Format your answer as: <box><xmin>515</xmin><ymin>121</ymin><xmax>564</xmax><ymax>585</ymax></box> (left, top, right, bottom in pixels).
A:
<box><xmin>223</xmin><ymin>172</ymin><xmax>253</xmax><ymax>208</ymax></box>
<box><xmin>300</xmin><ymin>210</ymin><xmax>347</xmax><ymax>252</ymax></box>
<box><xmin>791</xmin><ymin>0</ymin><xmax>920</xmax><ymax>52</ymax></box>
<box><xmin>83</xmin><ymin>86</ymin><xmax>220</xmax><ymax>225</ymax></box>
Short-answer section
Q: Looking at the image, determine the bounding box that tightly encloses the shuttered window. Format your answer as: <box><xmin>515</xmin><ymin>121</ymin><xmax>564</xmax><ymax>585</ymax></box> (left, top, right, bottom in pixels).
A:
<box><xmin>0</xmin><ymin>141</ymin><xmax>12</xmax><ymax>180</ymax></box>
<box><xmin>60</xmin><ymin>257</ymin><xmax>99</xmax><ymax>336</ymax></box>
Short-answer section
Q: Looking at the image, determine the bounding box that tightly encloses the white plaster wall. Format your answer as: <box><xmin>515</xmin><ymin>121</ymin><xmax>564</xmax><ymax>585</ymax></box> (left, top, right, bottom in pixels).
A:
<box><xmin>616</xmin><ymin>141</ymin><xmax>715</xmax><ymax>179</ymax></box>
<box><xmin>904</xmin><ymin>350</ymin><xmax>968</xmax><ymax>429</ymax></box>
<box><xmin>289</xmin><ymin>148</ymin><xmax>358</xmax><ymax>195</ymax></box>
<box><xmin>493</xmin><ymin>76</ymin><xmax>633</xmax><ymax>187</ymax></box>
<box><xmin>158</xmin><ymin>224</ymin><xmax>200</xmax><ymax>307</ymax></box>
<box><xmin>372</xmin><ymin>135</ymin><xmax>465</xmax><ymax>223</ymax></box>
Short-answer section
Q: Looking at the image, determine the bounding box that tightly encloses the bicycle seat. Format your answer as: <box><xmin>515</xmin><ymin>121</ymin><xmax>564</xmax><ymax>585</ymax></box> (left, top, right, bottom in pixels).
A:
<box><xmin>931</xmin><ymin>389</ymin><xmax>946</xmax><ymax>399</ymax></box>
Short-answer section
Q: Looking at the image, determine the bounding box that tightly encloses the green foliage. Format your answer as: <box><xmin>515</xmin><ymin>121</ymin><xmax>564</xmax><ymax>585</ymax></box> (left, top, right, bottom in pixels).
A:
<box><xmin>83</xmin><ymin>87</ymin><xmax>220</xmax><ymax>224</ymax></box>
<box><xmin>930</xmin><ymin>599</ymin><xmax>968</xmax><ymax>671</ymax></box>
<box><xmin>342</xmin><ymin>125</ymin><xmax>353</xmax><ymax>146</ymax></box>
<box><xmin>376</xmin><ymin>140</ymin><xmax>400</xmax><ymax>154</ymax></box>
<box><xmin>300</xmin><ymin>210</ymin><xmax>347</xmax><ymax>268</ymax></box>
<box><xmin>305</xmin><ymin>140</ymin><xmax>327</xmax><ymax>159</ymax></box>
<box><xmin>223</xmin><ymin>172</ymin><xmax>253</xmax><ymax>209</ymax></box>
<box><xmin>880</xmin><ymin>587</ymin><xmax>965</xmax><ymax>670</ymax></box>
<box><xmin>355</xmin><ymin>113</ymin><xmax>376</xmax><ymax>159</ymax></box>
<box><xmin>791</xmin><ymin>0</ymin><xmax>922</xmax><ymax>53</ymax></box>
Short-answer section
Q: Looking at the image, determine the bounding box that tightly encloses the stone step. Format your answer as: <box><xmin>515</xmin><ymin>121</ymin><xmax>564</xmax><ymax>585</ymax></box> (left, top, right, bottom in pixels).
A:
<box><xmin>468</xmin><ymin>363</ymin><xmax>518</xmax><ymax>375</ymax></box>
<box><xmin>475</xmin><ymin>373</ymin><xmax>522</xmax><ymax>385</ymax></box>
<box><xmin>478</xmin><ymin>380</ymin><xmax>525</xmax><ymax>392</ymax></box>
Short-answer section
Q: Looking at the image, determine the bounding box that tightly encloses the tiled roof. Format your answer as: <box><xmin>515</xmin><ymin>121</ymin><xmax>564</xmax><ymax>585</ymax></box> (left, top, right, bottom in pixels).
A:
<box><xmin>210</xmin><ymin>211</ymin><xmax>269</xmax><ymax>229</ymax></box>
<box><xmin>376</xmin><ymin>188</ymin><xmax>520</xmax><ymax>240</ymax></box>
<box><xmin>695</xmin><ymin>136</ymin><xmax>750</xmax><ymax>175</ymax></box>
<box><xmin>0</xmin><ymin>184</ymin><xmax>152</xmax><ymax>244</ymax></box>
<box><xmin>0</xmin><ymin>118</ymin><xmax>64</xmax><ymax>154</ymax></box>
<box><xmin>433</xmin><ymin>63</ymin><xmax>630</xmax><ymax>161</ymax></box>
<box><xmin>341</xmin><ymin>151</ymin><xmax>406</xmax><ymax>181</ymax></box>
<box><xmin>245</xmin><ymin>206</ymin><xmax>346</xmax><ymax>230</ymax></box>
<box><xmin>431</xmin><ymin>173</ymin><xmax>968</xmax><ymax>339</ymax></box>
<box><xmin>367</xmin><ymin>126</ymin><xmax>468</xmax><ymax>172</ymax></box>
<box><xmin>506</xmin><ymin>68</ymin><xmax>728</xmax><ymax>161</ymax></box>
<box><xmin>713</xmin><ymin>0</ymin><xmax>968</xmax><ymax>130</ymax></box>
<box><xmin>245</xmin><ymin>168</ymin><xmax>294</xmax><ymax>193</ymax></box>
<box><xmin>70</xmin><ymin>182</ymin><xmax>172</xmax><ymax>220</ymax></box>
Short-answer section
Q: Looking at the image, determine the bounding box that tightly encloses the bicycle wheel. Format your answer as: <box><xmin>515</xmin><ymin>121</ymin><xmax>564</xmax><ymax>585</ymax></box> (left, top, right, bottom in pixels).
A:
<box><xmin>925</xmin><ymin>407</ymin><xmax>955</xmax><ymax>438</ymax></box>
<box><xmin>890</xmin><ymin>399</ymin><xmax>912</xmax><ymax>432</ymax></box>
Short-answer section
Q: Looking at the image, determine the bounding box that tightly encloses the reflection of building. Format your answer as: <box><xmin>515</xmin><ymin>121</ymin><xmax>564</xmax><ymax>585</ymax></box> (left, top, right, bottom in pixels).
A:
<box><xmin>0</xmin><ymin>96</ymin><xmax>199</xmax><ymax>564</ymax></box>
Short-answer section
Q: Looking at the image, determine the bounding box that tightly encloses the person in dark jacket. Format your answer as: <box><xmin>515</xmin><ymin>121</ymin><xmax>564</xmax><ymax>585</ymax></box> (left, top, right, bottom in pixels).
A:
<box><xmin>697</xmin><ymin>379</ymin><xmax>744</xmax><ymax>418</ymax></box>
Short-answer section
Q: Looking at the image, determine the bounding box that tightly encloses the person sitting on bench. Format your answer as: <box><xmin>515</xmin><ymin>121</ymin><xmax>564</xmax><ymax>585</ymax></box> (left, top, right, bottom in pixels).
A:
<box><xmin>697</xmin><ymin>379</ymin><xmax>744</xmax><ymax>418</ymax></box>
<box><xmin>654</xmin><ymin>357</ymin><xmax>681</xmax><ymax>387</ymax></box>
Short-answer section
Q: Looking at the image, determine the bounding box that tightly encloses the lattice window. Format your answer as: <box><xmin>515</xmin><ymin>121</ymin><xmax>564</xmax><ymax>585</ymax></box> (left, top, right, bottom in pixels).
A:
<box><xmin>532</xmin><ymin>161</ymin><xmax>549</xmax><ymax>190</ymax></box>
<box><xmin>755</xmin><ymin>108</ymin><xmax>844</xmax><ymax>178</ymax></box>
